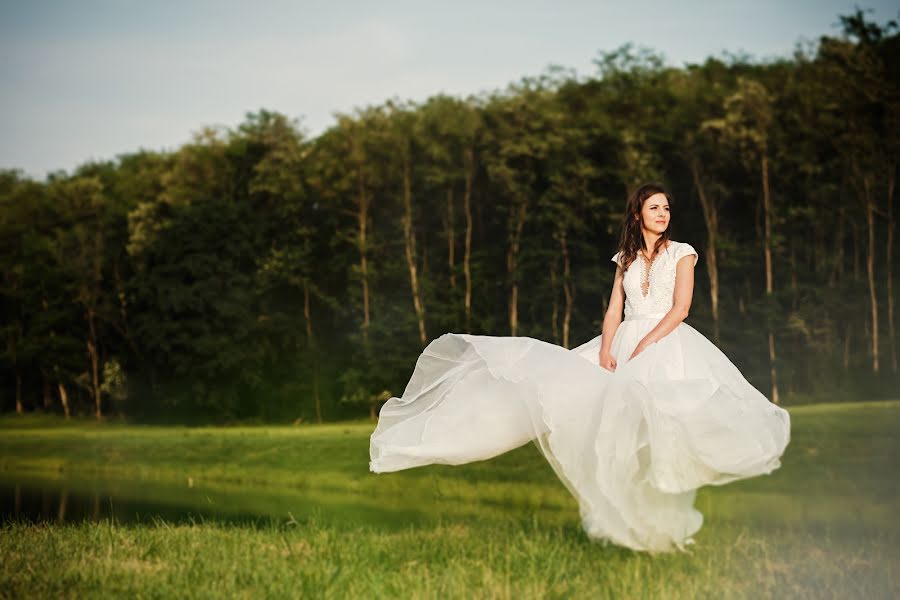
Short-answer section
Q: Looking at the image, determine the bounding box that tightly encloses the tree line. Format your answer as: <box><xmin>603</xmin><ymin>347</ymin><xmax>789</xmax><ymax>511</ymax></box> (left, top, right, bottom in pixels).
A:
<box><xmin>1</xmin><ymin>10</ymin><xmax>898</xmax><ymax>422</ymax></box>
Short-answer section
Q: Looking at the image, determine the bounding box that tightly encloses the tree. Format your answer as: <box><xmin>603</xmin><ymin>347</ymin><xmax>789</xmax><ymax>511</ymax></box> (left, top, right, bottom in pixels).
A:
<box><xmin>482</xmin><ymin>82</ymin><xmax>562</xmax><ymax>336</ymax></box>
<box><xmin>702</xmin><ymin>77</ymin><xmax>782</xmax><ymax>404</ymax></box>
<box><xmin>416</xmin><ymin>95</ymin><xmax>483</xmax><ymax>332</ymax></box>
<box><xmin>48</xmin><ymin>174</ymin><xmax>113</xmax><ymax>418</ymax></box>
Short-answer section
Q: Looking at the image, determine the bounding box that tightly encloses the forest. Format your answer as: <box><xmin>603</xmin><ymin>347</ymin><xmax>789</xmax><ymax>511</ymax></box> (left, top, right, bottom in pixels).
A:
<box><xmin>1</xmin><ymin>10</ymin><xmax>898</xmax><ymax>422</ymax></box>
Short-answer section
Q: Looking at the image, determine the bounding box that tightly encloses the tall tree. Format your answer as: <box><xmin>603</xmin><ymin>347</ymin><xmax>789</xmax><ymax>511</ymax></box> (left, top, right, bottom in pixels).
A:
<box><xmin>483</xmin><ymin>82</ymin><xmax>560</xmax><ymax>336</ymax></box>
<box><xmin>387</xmin><ymin>101</ymin><xmax>428</xmax><ymax>347</ymax></box>
<box><xmin>416</xmin><ymin>95</ymin><xmax>483</xmax><ymax>332</ymax></box>
<box><xmin>704</xmin><ymin>77</ymin><xmax>781</xmax><ymax>403</ymax></box>
<box><xmin>48</xmin><ymin>175</ymin><xmax>111</xmax><ymax>418</ymax></box>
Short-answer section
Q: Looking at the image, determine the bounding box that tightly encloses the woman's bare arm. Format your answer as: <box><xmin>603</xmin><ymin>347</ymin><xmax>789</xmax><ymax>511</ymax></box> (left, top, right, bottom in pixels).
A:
<box><xmin>599</xmin><ymin>264</ymin><xmax>625</xmax><ymax>369</ymax></box>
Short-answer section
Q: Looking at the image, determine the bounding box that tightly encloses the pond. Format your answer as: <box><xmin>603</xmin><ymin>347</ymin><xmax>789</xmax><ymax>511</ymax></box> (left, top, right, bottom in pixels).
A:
<box><xmin>0</xmin><ymin>473</ymin><xmax>449</xmax><ymax>528</ymax></box>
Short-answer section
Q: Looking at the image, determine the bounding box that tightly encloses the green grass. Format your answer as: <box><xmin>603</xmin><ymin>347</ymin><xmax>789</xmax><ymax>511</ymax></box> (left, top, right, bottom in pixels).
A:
<box><xmin>0</xmin><ymin>400</ymin><xmax>898</xmax><ymax>599</ymax></box>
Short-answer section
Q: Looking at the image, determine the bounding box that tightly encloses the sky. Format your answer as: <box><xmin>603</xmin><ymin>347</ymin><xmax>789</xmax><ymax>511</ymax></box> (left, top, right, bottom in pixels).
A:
<box><xmin>1</xmin><ymin>0</ymin><xmax>897</xmax><ymax>178</ymax></box>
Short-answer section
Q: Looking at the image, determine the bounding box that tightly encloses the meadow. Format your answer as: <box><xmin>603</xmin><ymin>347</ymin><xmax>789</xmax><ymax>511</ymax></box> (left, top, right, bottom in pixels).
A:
<box><xmin>1</xmin><ymin>400</ymin><xmax>898</xmax><ymax>599</ymax></box>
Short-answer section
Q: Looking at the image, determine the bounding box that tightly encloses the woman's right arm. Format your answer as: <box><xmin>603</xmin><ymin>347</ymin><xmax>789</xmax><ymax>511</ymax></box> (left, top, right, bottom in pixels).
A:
<box><xmin>598</xmin><ymin>265</ymin><xmax>625</xmax><ymax>371</ymax></box>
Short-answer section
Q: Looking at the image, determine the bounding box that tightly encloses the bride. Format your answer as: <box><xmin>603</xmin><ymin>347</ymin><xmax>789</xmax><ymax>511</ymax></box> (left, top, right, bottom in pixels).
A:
<box><xmin>368</xmin><ymin>182</ymin><xmax>791</xmax><ymax>552</ymax></box>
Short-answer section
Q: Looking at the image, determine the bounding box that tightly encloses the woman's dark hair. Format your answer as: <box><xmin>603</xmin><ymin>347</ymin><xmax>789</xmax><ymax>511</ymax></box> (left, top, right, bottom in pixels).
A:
<box><xmin>614</xmin><ymin>182</ymin><xmax>673</xmax><ymax>272</ymax></box>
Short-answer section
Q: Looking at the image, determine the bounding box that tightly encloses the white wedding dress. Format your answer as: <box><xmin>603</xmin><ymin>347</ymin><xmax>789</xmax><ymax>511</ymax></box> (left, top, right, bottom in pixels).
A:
<box><xmin>369</xmin><ymin>241</ymin><xmax>791</xmax><ymax>552</ymax></box>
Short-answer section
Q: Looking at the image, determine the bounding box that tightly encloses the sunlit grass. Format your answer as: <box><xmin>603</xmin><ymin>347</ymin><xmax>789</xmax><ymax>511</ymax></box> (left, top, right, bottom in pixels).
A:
<box><xmin>1</xmin><ymin>400</ymin><xmax>898</xmax><ymax>598</ymax></box>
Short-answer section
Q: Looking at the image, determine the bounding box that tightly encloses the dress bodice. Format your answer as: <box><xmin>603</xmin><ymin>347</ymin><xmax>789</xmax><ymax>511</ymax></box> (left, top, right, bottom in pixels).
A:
<box><xmin>611</xmin><ymin>241</ymin><xmax>699</xmax><ymax>320</ymax></box>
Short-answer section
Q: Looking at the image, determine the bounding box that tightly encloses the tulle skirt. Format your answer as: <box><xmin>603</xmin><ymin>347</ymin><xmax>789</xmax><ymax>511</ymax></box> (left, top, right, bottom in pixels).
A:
<box><xmin>368</xmin><ymin>314</ymin><xmax>791</xmax><ymax>552</ymax></box>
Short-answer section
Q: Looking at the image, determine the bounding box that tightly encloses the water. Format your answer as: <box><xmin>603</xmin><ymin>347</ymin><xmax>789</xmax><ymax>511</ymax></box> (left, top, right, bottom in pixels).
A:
<box><xmin>0</xmin><ymin>473</ymin><xmax>436</xmax><ymax>528</ymax></box>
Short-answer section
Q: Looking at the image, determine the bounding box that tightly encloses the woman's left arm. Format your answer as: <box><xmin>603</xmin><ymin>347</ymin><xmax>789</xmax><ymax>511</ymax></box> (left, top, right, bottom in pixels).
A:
<box><xmin>629</xmin><ymin>256</ymin><xmax>695</xmax><ymax>359</ymax></box>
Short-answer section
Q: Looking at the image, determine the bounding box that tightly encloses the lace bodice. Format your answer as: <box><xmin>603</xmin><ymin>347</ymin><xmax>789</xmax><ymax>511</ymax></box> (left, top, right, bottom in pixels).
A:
<box><xmin>611</xmin><ymin>241</ymin><xmax>699</xmax><ymax>320</ymax></box>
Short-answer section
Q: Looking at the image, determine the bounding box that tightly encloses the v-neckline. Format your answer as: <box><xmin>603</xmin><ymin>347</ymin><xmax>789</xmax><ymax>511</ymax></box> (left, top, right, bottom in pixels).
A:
<box><xmin>638</xmin><ymin>242</ymin><xmax>671</xmax><ymax>298</ymax></box>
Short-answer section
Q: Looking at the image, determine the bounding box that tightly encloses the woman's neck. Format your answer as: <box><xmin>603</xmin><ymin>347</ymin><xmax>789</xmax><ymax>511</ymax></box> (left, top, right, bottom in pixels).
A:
<box><xmin>641</xmin><ymin>233</ymin><xmax>667</xmax><ymax>255</ymax></box>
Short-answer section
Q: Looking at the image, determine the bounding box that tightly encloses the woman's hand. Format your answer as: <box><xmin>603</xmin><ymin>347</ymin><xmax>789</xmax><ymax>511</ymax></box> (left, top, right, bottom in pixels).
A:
<box><xmin>599</xmin><ymin>349</ymin><xmax>617</xmax><ymax>372</ymax></box>
<box><xmin>629</xmin><ymin>339</ymin><xmax>652</xmax><ymax>361</ymax></box>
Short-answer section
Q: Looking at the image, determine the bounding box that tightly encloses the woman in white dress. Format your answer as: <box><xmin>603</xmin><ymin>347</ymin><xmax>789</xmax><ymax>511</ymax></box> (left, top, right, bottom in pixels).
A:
<box><xmin>369</xmin><ymin>182</ymin><xmax>791</xmax><ymax>552</ymax></box>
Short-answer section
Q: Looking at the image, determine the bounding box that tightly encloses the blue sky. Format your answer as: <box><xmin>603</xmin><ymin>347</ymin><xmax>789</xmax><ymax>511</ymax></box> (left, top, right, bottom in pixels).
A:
<box><xmin>1</xmin><ymin>1</ymin><xmax>897</xmax><ymax>178</ymax></box>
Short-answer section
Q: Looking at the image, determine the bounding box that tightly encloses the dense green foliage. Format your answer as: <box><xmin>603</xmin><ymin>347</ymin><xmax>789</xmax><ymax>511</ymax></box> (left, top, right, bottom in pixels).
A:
<box><xmin>1</xmin><ymin>11</ymin><xmax>898</xmax><ymax>421</ymax></box>
<box><xmin>1</xmin><ymin>400</ymin><xmax>898</xmax><ymax>597</ymax></box>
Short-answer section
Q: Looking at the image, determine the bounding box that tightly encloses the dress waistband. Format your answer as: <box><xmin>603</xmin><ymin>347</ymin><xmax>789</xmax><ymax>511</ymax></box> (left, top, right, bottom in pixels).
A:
<box><xmin>623</xmin><ymin>312</ymin><xmax>668</xmax><ymax>321</ymax></box>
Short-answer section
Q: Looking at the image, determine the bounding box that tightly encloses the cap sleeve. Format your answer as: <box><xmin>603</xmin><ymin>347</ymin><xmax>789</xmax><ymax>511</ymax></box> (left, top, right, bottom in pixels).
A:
<box><xmin>611</xmin><ymin>251</ymin><xmax>620</xmax><ymax>265</ymax></box>
<box><xmin>676</xmin><ymin>243</ymin><xmax>699</xmax><ymax>267</ymax></box>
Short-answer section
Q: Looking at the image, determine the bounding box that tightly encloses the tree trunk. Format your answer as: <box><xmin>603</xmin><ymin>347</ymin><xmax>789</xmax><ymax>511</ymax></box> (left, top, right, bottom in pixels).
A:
<box><xmin>57</xmin><ymin>489</ymin><xmax>69</xmax><ymax>522</ymax></box>
<box><xmin>789</xmin><ymin>237</ymin><xmax>798</xmax><ymax>311</ymax></box>
<box><xmin>356</xmin><ymin>165</ymin><xmax>371</xmax><ymax>344</ymax></box>
<box><xmin>550</xmin><ymin>260</ymin><xmax>559</xmax><ymax>344</ymax></box>
<box><xmin>112</xmin><ymin>261</ymin><xmax>144</xmax><ymax>361</ymax></box>
<box><xmin>813</xmin><ymin>226</ymin><xmax>824</xmax><ymax>276</ymax></box>
<box><xmin>886</xmin><ymin>168</ymin><xmax>896</xmax><ymax>373</ymax></box>
<box><xmin>401</xmin><ymin>151</ymin><xmax>427</xmax><ymax>347</ymax></box>
<box><xmin>463</xmin><ymin>147</ymin><xmax>474</xmax><ymax>333</ymax></box>
<box><xmin>43</xmin><ymin>377</ymin><xmax>52</xmax><ymax>410</ymax></box>
<box><xmin>843</xmin><ymin>323</ymin><xmax>852</xmax><ymax>370</ymax></box>
<box><xmin>560</xmin><ymin>231</ymin><xmax>574</xmax><ymax>349</ymax></box>
<box><xmin>422</xmin><ymin>231</ymin><xmax>428</xmax><ymax>283</ymax></box>
<box><xmin>446</xmin><ymin>187</ymin><xmax>456</xmax><ymax>292</ymax></box>
<box><xmin>506</xmin><ymin>201</ymin><xmax>527</xmax><ymax>336</ymax></box>
<box><xmin>762</xmin><ymin>154</ymin><xmax>780</xmax><ymax>404</ymax></box>
<box><xmin>15</xmin><ymin>370</ymin><xmax>23</xmax><ymax>414</ymax></box>
<box><xmin>829</xmin><ymin>204</ymin><xmax>845</xmax><ymax>288</ymax></box>
<box><xmin>86</xmin><ymin>307</ymin><xmax>102</xmax><ymax>419</ymax></box>
<box><xmin>303</xmin><ymin>279</ymin><xmax>322</xmax><ymax>424</ymax></box>
<box><xmin>864</xmin><ymin>313</ymin><xmax>871</xmax><ymax>345</ymax></box>
<box><xmin>58</xmin><ymin>381</ymin><xmax>71</xmax><ymax>419</ymax></box>
<box><xmin>864</xmin><ymin>175</ymin><xmax>879</xmax><ymax>373</ymax></box>
<box><xmin>691</xmin><ymin>160</ymin><xmax>721</xmax><ymax>344</ymax></box>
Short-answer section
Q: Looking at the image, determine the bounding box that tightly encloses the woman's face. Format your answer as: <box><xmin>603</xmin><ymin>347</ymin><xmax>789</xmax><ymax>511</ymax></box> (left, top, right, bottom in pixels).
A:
<box><xmin>639</xmin><ymin>192</ymin><xmax>670</xmax><ymax>234</ymax></box>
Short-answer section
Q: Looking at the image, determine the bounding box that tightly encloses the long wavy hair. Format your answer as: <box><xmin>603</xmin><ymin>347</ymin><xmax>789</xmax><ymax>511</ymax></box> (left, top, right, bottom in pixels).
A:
<box><xmin>614</xmin><ymin>182</ymin><xmax>673</xmax><ymax>272</ymax></box>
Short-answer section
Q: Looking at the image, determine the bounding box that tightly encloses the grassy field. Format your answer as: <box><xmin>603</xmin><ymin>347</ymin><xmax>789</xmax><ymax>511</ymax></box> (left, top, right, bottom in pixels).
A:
<box><xmin>0</xmin><ymin>400</ymin><xmax>898</xmax><ymax>599</ymax></box>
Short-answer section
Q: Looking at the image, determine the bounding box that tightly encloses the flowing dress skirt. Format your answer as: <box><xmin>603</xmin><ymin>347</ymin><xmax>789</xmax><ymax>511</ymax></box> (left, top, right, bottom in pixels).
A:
<box><xmin>369</xmin><ymin>315</ymin><xmax>791</xmax><ymax>552</ymax></box>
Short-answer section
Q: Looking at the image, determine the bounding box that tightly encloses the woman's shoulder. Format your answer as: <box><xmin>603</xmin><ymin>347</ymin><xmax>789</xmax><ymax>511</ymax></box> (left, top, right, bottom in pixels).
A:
<box><xmin>668</xmin><ymin>240</ymin><xmax>699</xmax><ymax>265</ymax></box>
<box><xmin>612</xmin><ymin>241</ymin><xmax>698</xmax><ymax>265</ymax></box>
